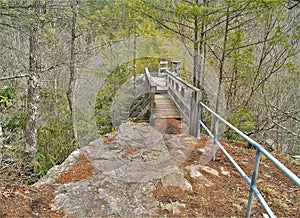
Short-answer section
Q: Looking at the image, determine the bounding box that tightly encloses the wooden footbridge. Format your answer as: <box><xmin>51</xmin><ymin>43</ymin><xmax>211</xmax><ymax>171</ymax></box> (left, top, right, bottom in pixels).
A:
<box><xmin>129</xmin><ymin>66</ymin><xmax>200</xmax><ymax>136</ymax></box>
<box><xmin>128</xmin><ymin>64</ymin><xmax>300</xmax><ymax>218</ymax></box>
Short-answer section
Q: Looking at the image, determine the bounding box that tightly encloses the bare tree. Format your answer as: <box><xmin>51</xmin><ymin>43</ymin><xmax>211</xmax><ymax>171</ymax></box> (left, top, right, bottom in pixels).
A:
<box><xmin>24</xmin><ymin>0</ymin><xmax>43</xmax><ymax>164</ymax></box>
<box><xmin>67</xmin><ymin>0</ymin><xmax>79</xmax><ymax>144</ymax></box>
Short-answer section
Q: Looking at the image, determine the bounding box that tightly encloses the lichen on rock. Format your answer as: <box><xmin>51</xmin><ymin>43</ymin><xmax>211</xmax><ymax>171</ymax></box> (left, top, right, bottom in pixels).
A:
<box><xmin>34</xmin><ymin>122</ymin><xmax>196</xmax><ymax>217</ymax></box>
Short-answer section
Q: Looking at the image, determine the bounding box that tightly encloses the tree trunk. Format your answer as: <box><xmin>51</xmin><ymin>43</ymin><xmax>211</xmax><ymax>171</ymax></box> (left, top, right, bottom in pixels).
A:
<box><xmin>193</xmin><ymin>14</ymin><xmax>199</xmax><ymax>87</ymax></box>
<box><xmin>133</xmin><ymin>31</ymin><xmax>137</xmax><ymax>89</ymax></box>
<box><xmin>24</xmin><ymin>0</ymin><xmax>42</xmax><ymax>164</ymax></box>
<box><xmin>198</xmin><ymin>0</ymin><xmax>207</xmax><ymax>89</ymax></box>
<box><xmin>215</xmin><ymin>4</ymin><xmax>230</xmax><ymax>114</ymax></box>
<box><xmin>67</xmin><ymin>0</ymin><xmax>79</xmax><ymax>144</ymax></box>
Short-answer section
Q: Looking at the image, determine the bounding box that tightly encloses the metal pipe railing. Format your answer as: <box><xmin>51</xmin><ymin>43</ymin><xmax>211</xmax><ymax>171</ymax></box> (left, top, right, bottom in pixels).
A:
<box><xmin>197</xmin><ymin>101</ymin><xmax>300</xmax><ymax>218</ymax></box>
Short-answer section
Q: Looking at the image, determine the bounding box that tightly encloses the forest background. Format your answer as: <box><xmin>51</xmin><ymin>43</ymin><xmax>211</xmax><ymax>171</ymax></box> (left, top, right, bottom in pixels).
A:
<box><xmin>0</xmin><ymin>0</ymin><xmax>299</xmax><ymax>184</ymax></box>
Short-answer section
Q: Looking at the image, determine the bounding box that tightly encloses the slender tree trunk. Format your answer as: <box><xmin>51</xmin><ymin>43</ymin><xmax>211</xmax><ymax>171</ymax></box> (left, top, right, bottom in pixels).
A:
<box><xmin>24</xmin><ymin>0</ymin><xmax>42</xmax><ymax>164</ymax></box>
<box><xmin>243</xmin><ymin>15</ymin><xmax>272</xmax><ymax>108</ymax></box>
<box><xmin>198</xmin><ymin>0</ymin><xmax>207</xmax><ymax>89</ymax></box>
<box><xmin>215</xmin><ymin>4</ymin><xmax>230</xmax><ymax>114</ymax></box>
<box><xmin>67</xmin><ymin>0</ymin><xmax>79</xmax><ymax>144</ymax></box>
<box><xmin>193</xmin><ymin>15</ymin><xmax>199</xmax><ymax>87</ymax></box>
<box><xmin>133</xmin><ymin>31</ymin><xmax>137</xmax><ymax>89</ymax></box>
<box><xmin>227</xmin><ymin>59</ymin><xmax>238</xmax><ymax>109</ymax></box>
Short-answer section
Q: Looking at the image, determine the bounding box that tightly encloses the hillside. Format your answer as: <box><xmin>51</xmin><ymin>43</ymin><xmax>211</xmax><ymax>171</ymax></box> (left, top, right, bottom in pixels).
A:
<box><xmin>1</xmin><ymin>120</ymin><xmax>299</xmax><ymax>217</ymax></box>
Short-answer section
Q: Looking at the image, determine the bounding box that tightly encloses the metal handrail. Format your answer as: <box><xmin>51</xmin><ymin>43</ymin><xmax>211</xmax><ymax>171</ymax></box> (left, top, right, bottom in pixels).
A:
<box><xmin>197</xmin><ymin>101</ymin><xmax>300</xmax><ymax>218</ymax></box>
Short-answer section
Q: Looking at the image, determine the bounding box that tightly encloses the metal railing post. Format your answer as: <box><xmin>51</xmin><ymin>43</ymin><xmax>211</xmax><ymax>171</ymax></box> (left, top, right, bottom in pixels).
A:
<box><xmin>192</xmin><ymin>101</ymin><xmax>299</xmax><ymax>217</ymax></box>
<box><xmin>189</xmin><ymin>93</ymin><xmax>193</xmax><ymax>135</ymax></box>
<box><xmin>197</xmin><ymin>102</ymin><xmax>202</xmax><ymax>139</ymax></box>
<box><xmin>212</xmin><ymin>117</ymin><xmax>219</xmax><ymax>161</ymax></box>
<box><xmin>246</xmin><ymin>149</ymin><xmax>261</xmax><ymax>217</ymax></box>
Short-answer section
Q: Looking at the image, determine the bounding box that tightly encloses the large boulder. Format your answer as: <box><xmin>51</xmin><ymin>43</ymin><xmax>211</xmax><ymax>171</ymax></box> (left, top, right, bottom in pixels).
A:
<box><xmin>34</xmin><ymin>122</ymin><xmax>196</xmax><ymax>217</ymax></box>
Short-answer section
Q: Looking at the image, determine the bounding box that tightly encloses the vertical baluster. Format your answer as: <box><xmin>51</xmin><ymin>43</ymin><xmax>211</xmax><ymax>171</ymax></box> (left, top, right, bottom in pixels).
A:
<box><xmin>246</xmin><ymin>149</ymin><xmax>261</xmax><ymax>218</ymax></box>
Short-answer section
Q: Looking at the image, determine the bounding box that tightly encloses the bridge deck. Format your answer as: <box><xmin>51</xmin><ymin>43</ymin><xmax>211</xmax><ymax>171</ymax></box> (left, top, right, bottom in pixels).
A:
<box><xmin>152</xmin><ymin>77</ymin><xmax>167</xmax><ymax>94</ymax></box>
<box><xmin>152</xmin><ymin>75</ymin><xmax>180</xmax><ymax>119</ymax></box>
<box><xmin>154</xmin><ymin>94</ymin><xmax>180</xmax><ymax>119</ymax></box>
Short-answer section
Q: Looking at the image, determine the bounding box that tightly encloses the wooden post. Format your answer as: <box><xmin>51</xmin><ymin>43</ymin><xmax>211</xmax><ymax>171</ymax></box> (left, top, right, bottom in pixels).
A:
<box><xmin>149</xmin><ymin>88</ymin><xmax>155</xmax><ymax>126</ymax></box>
<box><xmin>189</xmin><ymin>91</ymin><xmax>200</xmax><ymax>137</ymax></box>
<box><xmin>145</xmin><ymin>68</ymin><xmax>157</xmax><ymax>125</ymax></box>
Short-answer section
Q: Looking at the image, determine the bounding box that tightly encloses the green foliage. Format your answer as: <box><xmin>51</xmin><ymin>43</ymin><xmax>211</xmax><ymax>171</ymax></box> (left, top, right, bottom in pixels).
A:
<box><xmin>283</xmin><ymin>62</ymin><xmax>300</xmax><ymax>74</ymax></box>
<box><xmin>95</xmin><ymin>57</ymin><xmax>161</xmax><ymax>136</ymax></box>
<box><xmin>0</xmin><ymin>0</ymin><xmax>299</xmax><ymax>187</ymax></box>
<box><xmin>135</xmin><ymin>57</ymin><xmax>161</xmax><ymax>75</ymax></box>
<box><xmin>225</xmin><ymin>109</ymin><xmax>255</xmax><ymax>140</ymax></box>
<box><xmin>174</xmin><ymin>1</ymin><xmax>215</xmax><ymax>21</ymax></box>
<box><xmin>1</xmin><ymin>87</ymin><xmax>25</xmax><ymax>151</ymax></box>
<box><xmin>0</xmin><ymin>86</ymin><xmax>16</xmax><ymax>108</ymax></box>
<box><xmin>24</xmin><ymin>106</ymin><xmax>79</xmax><ymax>184</ymax></box>
<box><xmin>32</xmin><ymin>153</ymin><xmax>56</xmax><ymax>179</ymax></box>
<box><xmin>3</xmin><ymin>110</ymin><xmax>26</xmax><ymax>142</ymax></box>
<box><xmin>95</xmin><ymin>66</ymin><xmax>128</xmax><ymax>135</ymax></box>
<box><xmin>86</xmin><ymin>0</ymin><xmax>112</xmax><ymax>11</ymax></box>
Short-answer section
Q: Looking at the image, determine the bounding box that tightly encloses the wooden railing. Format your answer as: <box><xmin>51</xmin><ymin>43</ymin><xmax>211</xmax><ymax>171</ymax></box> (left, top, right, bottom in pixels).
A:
<box><xmin>129</xmin><ymin>68</ymin><xmax>156</xmax><ymax>121</ymax></box>
<box><xmin>130</xmin><ymin>68</ymin><xmax>200</xmax><ymax>136</ymax></box>
<box><xmin>145</xmin><ymin>67</ymin><xmax>157</xmax><ymax>117</ymax></box>
<box><xmin>165</xmin><ymin>70</ymin><xmax>200</xmax><ymax>136</ymax></box>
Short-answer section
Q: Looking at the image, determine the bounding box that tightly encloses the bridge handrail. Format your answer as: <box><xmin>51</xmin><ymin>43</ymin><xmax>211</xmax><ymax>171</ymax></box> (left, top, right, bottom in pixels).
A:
<box><xmin>165</xmin><ymin>70</ymin><xmax>200</xmax><ymax>136</ymax></box>
<box><xmin>197</xmin><ymin>101</ymin><xmax>300</xmax><ymax>218</ymax></box>
<box><xmin>144</xmin><ymin>67</ymin><xmax>157</xmax><ymax>120</ymax></box>
<box><xmin>165</xmin><ymin>70</ymin><xmax>200</xmax><ymax>92</ymax></box>
<box><xmin>145</xmin><ymin>67</ymin><xmax>157</xmax><ymax>90</ymax></box>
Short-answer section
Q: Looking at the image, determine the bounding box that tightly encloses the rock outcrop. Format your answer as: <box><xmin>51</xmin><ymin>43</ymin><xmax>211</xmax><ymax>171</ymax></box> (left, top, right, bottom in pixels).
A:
<box><xmin>34</xmin><ymin>122</ymin><xmax>196</xmax><ymax>217</ymax></box>
<box><xmin>3</xmin><ymin>121</ymin><xmax>298</xmax><ymax>217</ymax></box>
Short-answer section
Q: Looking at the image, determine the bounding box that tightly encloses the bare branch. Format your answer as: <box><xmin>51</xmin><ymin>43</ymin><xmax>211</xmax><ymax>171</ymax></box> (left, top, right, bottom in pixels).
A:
<box><xmin>286</xmin><ymin>0</ymin><xmax>300</xmax><ymax>10</ymax></box>
<box><xmin>273</xmin><ymin>120</ymin><xmax>300</xmax><ymax>138</ymax></box>
<box><xmin>0</xmin><ymin>74</ymin><xmax>29</xmax><ymax>81</ymax></box>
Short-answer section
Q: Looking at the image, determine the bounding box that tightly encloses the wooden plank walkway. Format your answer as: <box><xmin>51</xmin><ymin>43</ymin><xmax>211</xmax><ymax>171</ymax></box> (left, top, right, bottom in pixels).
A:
<box><xmin>151</xmin><ymin>76</ymin><xmax>180</xmax><ymax>119</ymax></box>
<box><xmin>152</xmin><ymin>77</ymin><xmax>167</xmax><ymax>94</ymax></box>
<box><xmin>153</xmin><ymin>94</ymin><xmax>180</xmax><ymax>119</ymax></box>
